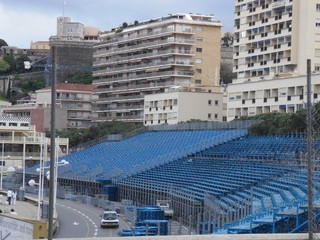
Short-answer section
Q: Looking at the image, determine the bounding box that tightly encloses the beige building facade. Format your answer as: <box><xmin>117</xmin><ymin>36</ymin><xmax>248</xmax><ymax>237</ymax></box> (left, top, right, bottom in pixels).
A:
<box><xmin>0</xmin><ymin>115</ymin><xmax>68</xmax><ymax>168</ymax></box>
<box><xmin>92</xmin><ymin>13</ymin><xmax>222</xmax><ymax>123</ymax></box>
<box><xmin>144</xmin><ymin>87</ymin><xmax>224</xmax><ymax>125</ymax></box>
<box><xmin>36</xmin><ymin>83</ymin><xmax>97</xmax><ymax>129</ymax></box>
<box><xmin>233</xmin><ymin>0</ymin><xmax>320</xmax><ymax>83</ymax></box>
<box><xmin>30</xmin><ymin>41</ymin><xmax>50</xmax><ymax>50</ymax></box>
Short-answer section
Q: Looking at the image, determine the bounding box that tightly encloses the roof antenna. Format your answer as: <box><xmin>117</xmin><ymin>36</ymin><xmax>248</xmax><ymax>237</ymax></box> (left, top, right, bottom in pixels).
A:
<box><xmin>63</xmin><ymin>0</ymin><xmax>66</xmax><ymax>18</ymax></box>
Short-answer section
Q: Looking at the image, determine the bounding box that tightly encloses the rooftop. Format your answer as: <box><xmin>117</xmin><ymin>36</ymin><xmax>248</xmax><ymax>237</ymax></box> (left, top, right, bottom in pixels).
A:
<box><xmin>102</xmin><ymin>13</ymin><xmax>221</xmax><ymax>36</ymax></box>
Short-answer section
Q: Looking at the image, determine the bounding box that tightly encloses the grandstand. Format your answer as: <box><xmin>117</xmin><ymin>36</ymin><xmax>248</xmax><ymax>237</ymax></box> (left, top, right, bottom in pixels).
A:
<box><xmin>23</xmin><ymin>120</ymin><xmax>319</xmax><ymax>234</ymax></box>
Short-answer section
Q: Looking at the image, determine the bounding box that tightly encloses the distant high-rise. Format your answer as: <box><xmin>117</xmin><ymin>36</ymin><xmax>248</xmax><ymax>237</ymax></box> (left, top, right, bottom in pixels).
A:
<box><xmin>92</xmin><ymin>13</ymin><xmax>222</xmax><ymax>123</ymax></box>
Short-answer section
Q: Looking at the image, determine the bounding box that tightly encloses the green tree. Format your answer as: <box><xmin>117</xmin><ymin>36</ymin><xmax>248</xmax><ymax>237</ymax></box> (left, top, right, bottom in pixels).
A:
<box><xmin>221</xmin><ymin>32</ymin><xmax>233</xmax><ymax>47</ymax></box>
<box><xmin>241</xmin><ymin>109</ymin><xmax>307</xmax><ymax>136</ymax></box>
<box><xmin>0</xmin><ymin>39</ymin><xmax>8</xmax><ymax>48</ymax></box>
<box><xmin>18</xmin><ymin>79</ymin><xmax>45</xmax><ymax>94</ymax></box>
<box><xmin>220</xmin><ymin>63</ymin><xmax>236</xmax><ymax>84</ymax></box>
<box><xmin>57</xmin><ymin>121</ymin><xmax>142</xmax><ymax>147</ymax></box>
<box><xmin>0</xmin><ymin>59</ymin><xmax>10</xmax><ymax>73</ymax></box>
<box><xmin>3</xmin><ymin>54</ymin><xmax>16</xmax><ymax>73</ymax></box>
<box><xmin>65</xmin><ymin>70</ymin><xmax>93</xmax><ymax>85</ymax></box>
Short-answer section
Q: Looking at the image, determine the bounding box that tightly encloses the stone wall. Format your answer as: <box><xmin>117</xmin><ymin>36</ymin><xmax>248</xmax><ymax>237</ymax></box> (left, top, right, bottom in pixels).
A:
<box><xmin>49</xmin><ymin>40</ymin><xmax>94</xmax><ymax>84</ymax></box>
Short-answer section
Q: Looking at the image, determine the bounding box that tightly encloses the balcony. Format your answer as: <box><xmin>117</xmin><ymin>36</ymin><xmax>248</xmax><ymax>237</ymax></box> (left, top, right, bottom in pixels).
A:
<box><xmin>94</xmin><ymin>38</ymin><xmax>195</xmax><ymax>58</ymax></box>
<box><xmin>93</xmin><ymin>61</ymin><xmax>193</xmax><ymax>76</ymax></box>
<box><xmin>93</xmin><ymin>70</ymin><xmax>194</xmax><ymax>84</ymax></box>
<box><xmin>97</xmin><ymin>28</ymin><xmax>194</xmax><ymax>47</ymax></box>
<box><xmin>273</xmin><ymin>0</ymin><xmax>285</xmax><ymax>8</ymax></box>
<box><xmin>95</xmin><ymin>104</ymin><xmax>144</xmax><ymax>113</ymax></box>
<box><xmin>94</xmin><ymin>95</ymin><xmax>145</xmax><ymax>104</ymax></box>
<box><xmin>92</xmin><ymin>114</ymin><xmax>143</xmax><ymax>122</ymax></box>
<box><xmin>93</xmin><ymin>81</ymin><xmax>175</xmax><ymax>94</ymax></box>
<box><xmin>94</xmin><ymin>49</ymin><xmax>194</xmax><ymax>66</ymax></box>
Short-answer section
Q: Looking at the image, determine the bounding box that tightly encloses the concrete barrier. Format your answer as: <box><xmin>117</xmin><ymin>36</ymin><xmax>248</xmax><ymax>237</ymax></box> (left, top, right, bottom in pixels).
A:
<box><xmin>35</xmin><ymin>233</ymin><xmax>309</xmax><ymax>240</ymax></box>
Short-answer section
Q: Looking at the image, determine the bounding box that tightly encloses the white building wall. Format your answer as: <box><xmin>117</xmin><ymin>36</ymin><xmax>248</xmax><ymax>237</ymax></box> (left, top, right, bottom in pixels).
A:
<box><xmin>227</xmin><ymin>74</ymin><xmax>320</xmax><ymax>121</ymax></box>
<box><xmin>144</xmin><ymin>90</ymin><xmax>223</xmax><ymax>125</ymax></box>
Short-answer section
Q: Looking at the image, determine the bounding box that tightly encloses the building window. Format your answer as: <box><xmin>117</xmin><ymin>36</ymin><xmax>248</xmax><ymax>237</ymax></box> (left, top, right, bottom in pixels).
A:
<box><xmin>197</xmin><ymin>26</ymin><xmax>203</xmax><ymax>31</ymax></box>
<box><xmin>195</xmin><ymin>79</ymin><xmax>202</xmax><ymax>84</ymax></box>
<box><xmin>196</xmin><ymin>37</ymin><xmax>203</xmax><ymax>42</ymax></box>
<box><xmin>208</xmin><ymin>100</ymin><xmax>212</xmax><ymax>105</ymax></box>
<box><xmin>9</xmin><ymin>123</ymin><xmax>17</xmax><ymax>126</ymax></box>
<box><xmin>208</xmin><ymin>113</ymin><xmax>212</xmax><ymax>119</ymax></box>
<box><xmin>317</xmin><ymin>4</ymin><xmax>320</xmax><ymax>12</ymax></box>
<box><xmin>214</xmin><ymin>114</ymin><xmax>218</xmax><ymax>119</ymax></box>
<box><xmin>316</xmin><ymin>19</ymin><xmax>320</xmax><ymax>27</ymax></box>
<box><xmin>196</xmin><ymin>69</ymin><xmax>202</xmax><ymax>74</ymax></box>
<box><xmin>215</xmin><ymin>100</ymin><xmax>219</xmax><ymax>105</ymax></box>
<box><xmin>196</xmin><ymin>48</ymin><xmax>202</xmax><ymax>53</ymax></box>
<box><xmin>196</xmin><ymin>58</ymin><xmax>202</xmax><ymax>63</ymax></box>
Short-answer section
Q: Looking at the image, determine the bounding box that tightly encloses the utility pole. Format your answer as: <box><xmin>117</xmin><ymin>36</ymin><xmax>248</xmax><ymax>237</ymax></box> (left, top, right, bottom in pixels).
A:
<box><xmin>306</xmin><ymin>59</ymin><xmax>314</xmax><ymax>240</ymax></box>
<box><xmin>48</xmin><ymin>45</ymin><xmax>57</xmax><ymax>240</ymax></box>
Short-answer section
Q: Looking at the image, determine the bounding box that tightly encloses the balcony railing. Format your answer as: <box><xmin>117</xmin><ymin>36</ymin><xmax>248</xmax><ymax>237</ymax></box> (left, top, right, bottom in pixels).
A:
<box><xmin>95</xmin><ymin>105</ymin><xmax>144</xmax><ymax>112</ymax></box>
<box><xmin>94</xmin><ymin>38</ymin><xmax>195</xmax><ymax>58</ymax></box>
<box><xmin>93</xmin><ymin>81</ymin><xmax>175</xmax><ymax>94</ymax></box>
<box><xmin>95</xmin><ymin>95</ymin><xmax>145</xmax><ymax>103</ymax></box>
<box><xmin>94</xmin><ymin>49</ymin><xmax>194</xmax><ymax>66</ymax></box>
<box><xmin>93</xmin><ymin>61</ymin><xmax>193</xmax><ymax>76</ymax></box>
<box><xmin>93</xmin><ymin>70</ymin><xmax>194</xmax><ymax>84</ymax></box>
<box><xmin>0</xmin><ymin>136</ymin><xmax>68</xmax><ymax>145</ymax></box>
<box><xmin>273</xmin><ymin>0</ymin><xmax>285</xmax><ymax>8</ymax></box>
<box><xmin>97</xmin><ymin>28</ymin><xmax>194</xmax><ymax>47</ymax></box>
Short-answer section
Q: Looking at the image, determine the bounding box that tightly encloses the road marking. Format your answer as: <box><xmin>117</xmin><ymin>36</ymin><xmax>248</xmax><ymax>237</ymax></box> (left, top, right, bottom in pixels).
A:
<box><xmin>57</xmin><ymin>203</ymin><xmax>98</xmax><ymax>238</ymax></box>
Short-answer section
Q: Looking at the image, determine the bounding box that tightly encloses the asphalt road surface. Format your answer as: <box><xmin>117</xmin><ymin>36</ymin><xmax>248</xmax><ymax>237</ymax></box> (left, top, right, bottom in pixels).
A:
<box><xmin>54</xmin><ymin>198</ymin><xmax>131</xmax><ymax>238</ymax></box>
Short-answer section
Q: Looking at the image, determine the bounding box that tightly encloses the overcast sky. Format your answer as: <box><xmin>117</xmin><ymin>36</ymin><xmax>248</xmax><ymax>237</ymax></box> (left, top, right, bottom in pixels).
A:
<box><xmin>0</xmin><ymin>0</ymin><xmax>234</xmax><ymax>49</ymax></box>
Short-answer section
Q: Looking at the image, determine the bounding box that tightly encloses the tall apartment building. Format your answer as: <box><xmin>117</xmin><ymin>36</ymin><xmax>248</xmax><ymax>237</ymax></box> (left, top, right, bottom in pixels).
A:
<box><xmin>233</xmin><ymin>0</ymin><xmax>320</xmax><ymax>84</ymax></box>
<box><xmin>92</xmin><ymin>13</ymin><xmax>222</xmax><ymax>123</ymax></box>
<box><xmin>227</xmin><ymin>0</ymin><xmax>320</xmax><ymax>120</ymax></box>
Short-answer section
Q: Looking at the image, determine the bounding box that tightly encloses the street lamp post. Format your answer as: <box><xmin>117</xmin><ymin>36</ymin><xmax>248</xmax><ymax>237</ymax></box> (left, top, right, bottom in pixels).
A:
<box><xmin>24</xmin><ymin>47</ymin><xmax>56</xmax><ymax>240</ymax></box>
<box><xmin>1</xmin><ymin>141</ymin><xmax>4</xmax><ymax>190</ymax></box>
<box><xmin>1</xmin><ymin>141</ymin><xmax>11</xmax><ymax>190</ymax></box>
<box><xmin>28</xmin><ymin>159</ymin><xmax>69</xmax><ymax>221</ymax></box>
<box><xmin>22</xmin><ymin>137</ymin><xmax>26</xmax><ymax>189</ymax></box>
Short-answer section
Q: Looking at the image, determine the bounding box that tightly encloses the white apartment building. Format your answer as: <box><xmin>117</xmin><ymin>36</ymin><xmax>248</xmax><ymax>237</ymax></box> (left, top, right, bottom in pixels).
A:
<box><xmin>228</xmin><ymin>0</ymin><xmax>320</xmax><ymax>120</ymax></box>
<box><xmin>227</xmin><ymin>74</ymin><xmax>320</xmax><ymax>120</ymax></box>
<box><xmin>233</xmin><ymin>0</ymin><xmax>320</xmax><ymax>83</ymax></box>
<box><xmin>144</xmin><ymin>87</ymin><xmax>224</xmax><ymax>125</ymax></box>
<box><xmin>92</xmin><ymin>13</ymin><xmax>222</xmax><ymax>123</ymax></box>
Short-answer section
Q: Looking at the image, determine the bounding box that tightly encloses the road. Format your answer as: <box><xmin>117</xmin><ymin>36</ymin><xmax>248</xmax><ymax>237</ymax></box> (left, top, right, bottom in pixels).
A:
<box><xmin>54</xmin><ymin>198</ymin><xmax>131</xmax><ymax>238</ymax></box>
<box><xmin>26</xmin><ymin>193</ymin><xmax>189</xmax><ymax>238</ymax></box>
